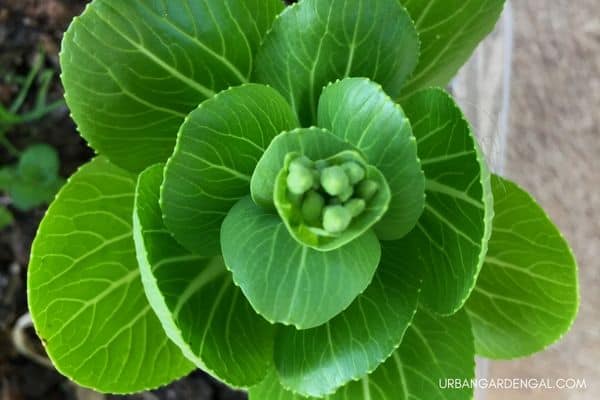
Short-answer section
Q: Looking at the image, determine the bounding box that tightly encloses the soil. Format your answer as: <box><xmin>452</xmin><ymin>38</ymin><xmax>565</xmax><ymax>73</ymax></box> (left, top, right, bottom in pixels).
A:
<box><xmin>0</xmin><ymin>0</ymin><xmax>250</xmax><ymax>399</ymax></box>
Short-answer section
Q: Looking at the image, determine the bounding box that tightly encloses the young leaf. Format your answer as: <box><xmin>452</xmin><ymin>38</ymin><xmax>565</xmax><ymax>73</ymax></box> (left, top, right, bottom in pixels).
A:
<box><xmin>251</xmin><ymin>127</ymin><xmax>355</xmax><ymax>209</ymax></box>
<box><xmin>272</xmin><ymin>241</ymin><xmax>421</xmax><ymax>397</ymax></box>
<box><xmin>18</xmin><ymin>144</ymin><xmax>60</xmax><ymax>183</ymax></box>
<box><xmin>318</xmin><ymin>78</ymin><xmax>425</xmax><ymax>240</ymax></box>
<box><xmin>134</xmin><ymin>164</ymin><xmax>274</xmax><ymax>387</ymax></box>
<box><xmin>2</xmin><ymin>144</ymin><xmax>64</xmax><ymax>211</ymax></box>
<box><xmin>400</xmin><ymin>0</ymin><xmax>506</xmax><ymax>96</ymax></box>
<box><xmin>61</xmin><ymin>0</ymin><xmax>284</xmax><ymax>171</ymax></box>
<box><xmin>8</xmin><ymin>178</ymin><xmax>63</xmax><ymax>211</ymax></box>
<box><xmin>466</xmin><ymin>175</ymin><xmax>579</xmax><ymax>359</ymax></box>
<box><xmin>161</xmin><ymin>84</ymin><xmax>298</xmax><ymax>256</ymax></box>
<box><xmin>399</xmin><ymin>88</ymin><xmax>493</xmax><ymax>315</ymax></box>
<box><xmin>252</xmin><ymin>308</ymin><xmax>474</xmax><ymax>400</ymax></box>
<box><xmin>27</xmin><ymin>158</ymin><xmax>193</xmax><ymax>393</ymax></box>
<box><xmin>221</xmin><ymin>196</ymin><xmax>381</xmax><ymax>330</ymax></box>
<box><xmin>253</xmin><ymin>0</ymin><xmax>419</xmax><ymax>125</ymax></box>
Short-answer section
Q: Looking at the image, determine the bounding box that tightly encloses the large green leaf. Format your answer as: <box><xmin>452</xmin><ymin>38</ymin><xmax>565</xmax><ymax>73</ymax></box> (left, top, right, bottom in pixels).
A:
<box><xmin>400</xmin><ymin>0</ymin><xmax>506</xmax><ymax>96</ymax></box>
<box><xmin>251</xmin><ymin>308</ymin><xmax>474</xmax><ymax>400</ymax></box>
<box><xmin>400</xmin><ymin>88</ymin><xmax>493</xmax><ymax>315</ymax></box>
<box><xmin>61</xmin><ymin>0</ymin><xmax>283</xmax><ymax>171</ymax></box>
<box><xmin>318</xmin><ymin>78</ymin><xmax>425</xmax><ymax>240</ymax></box>
<box><xmin>466</xmin><ymin>175</ymin><xmax>579</xmax><ymax>359</ymax></box>
<box><xmin>253</xmin><ymin>0</ymin><xmax>419</xmax><ymax>125</ymax></box>
<box><xmin>133</xmin><ymin>164</ymin><xmax>274</xmax><ymax>387</ymax></box>
<box><xmin>221</xmin><ymin>196</ymin><xmax>381</xmax><ymax>330</ymax></box>
<box><xmin>251</xmin><ymin>127</ymin><xmax>356</xmax><ymax>209</ymax></box>
<box><xmin>386</xmin><ymin>308</ymin><xmax>475</xmax><ymax>400</ymax></box>
<box><xmin>27</xmin><ymin>158</ymin><xmax>192</xmax><ymax>393</ymax></box>
<box><xmin>161</xmin><ymin>84</ymin><xmax>298</xmax><ymax>256</ymax></box>
<box><xmin>272</xmin><ymin>241</ymin><xmax>421</xmax><ymax>397</ymax></box>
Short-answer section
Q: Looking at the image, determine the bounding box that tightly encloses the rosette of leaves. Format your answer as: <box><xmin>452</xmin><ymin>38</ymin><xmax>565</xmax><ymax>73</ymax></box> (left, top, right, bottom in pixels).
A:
<box><xmin>27</xmin><ymin>0</ymin><xmax>579</xmax><ymax>398</ymax></box>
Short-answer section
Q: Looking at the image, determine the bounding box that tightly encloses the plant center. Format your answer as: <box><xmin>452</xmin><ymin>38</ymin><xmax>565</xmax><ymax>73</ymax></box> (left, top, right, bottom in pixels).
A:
<box><xmin>283</xmin><ymin>152</ymin><xmax>380</xmax><ymax>235</ymax></box>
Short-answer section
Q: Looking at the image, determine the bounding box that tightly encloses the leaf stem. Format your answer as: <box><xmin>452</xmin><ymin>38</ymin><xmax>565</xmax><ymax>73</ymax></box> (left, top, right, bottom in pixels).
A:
<box><xmin>0</xmin><ymin>135</ymin><xmax>21</xmax><ymax>157</ymax></box>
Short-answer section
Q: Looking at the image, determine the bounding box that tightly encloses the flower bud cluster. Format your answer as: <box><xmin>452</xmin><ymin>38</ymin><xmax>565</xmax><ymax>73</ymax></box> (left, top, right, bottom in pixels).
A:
<box><xmin>286</xmin><ymin>155</ymin><xmax>379</xmax><ymax>234</ymax></box>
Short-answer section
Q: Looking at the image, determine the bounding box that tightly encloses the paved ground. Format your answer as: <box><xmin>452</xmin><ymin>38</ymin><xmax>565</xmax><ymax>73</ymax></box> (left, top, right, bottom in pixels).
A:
<box><xmin>469</xmin><ymin>1</ymin><xmax>599</xmax><ymax>399</ymax></box>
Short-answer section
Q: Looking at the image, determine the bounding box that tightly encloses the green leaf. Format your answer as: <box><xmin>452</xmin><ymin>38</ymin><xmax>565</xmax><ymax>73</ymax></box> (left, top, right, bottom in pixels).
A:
<box><xmin>318</xmin><ymin>78</ymin><xmax>425</xmax><ymax>240</ymax></box>
<box><xmin>466</xmin><ymin>175</ymin><xmax>579</xmax><ymax>359</ymax></box>
<box><xmin>28</xmin><ymin>157</ymin><xmax>193</xmax><ymax>393</ymax></box>
<box><xmin>161</xmin><ymin>84</ymin><xmax>298</xmax><ymax>256</ymax></box>
<box><xmin>251</xmin><ymin>308</ymin><xmax>474</xmax><ymax>400</ymax></box>
<box><xmin>251</xmin><ymin>128</ymin><xmax>356</xmax><ymax>209</ymax></box>
<box><xmin>253</xmin><ymin>0</ymin><xmax>419</xmax><ymax>125</ymax></box>
<box><xmin>386</xmin><ymin>308</ymin><xmax>475</xmax><ymax>400</ymax></box>
<box><xmin>221</xmin><ymin>196</ymin><xmax>381</xmax><ymax>330</ymax></box>
<box><xmin>61</xmin><ymin>0</ymin><xmax>284</xmax><ymax>172</ymax></box>
<box><xmin>9</xmin><ymin>178</ymin><xmax>64</xmax><ymax>211</ymax></box>
<box><xmin>400</xmin><ymin>0</ymin><xmax>506</xmax><ymax>96</ymax></box>
<box><xmin>133</xmin><ymin>164</ymin><xmax>274</xmax><ymax>387</ymax></box>
<box><xmin>399</xmin><ymin>88</ymin><xmax>493</xmax><ymax>315</ymax></box>
<box><xmin>18</xmin><ymin>144</ymin><xmax>60</xmax><ymax>183</ymax></box>
<box><xmin>0</xmin><ymin>205</ymin><xmax>13</xmax><ymax>230</ymax></box>
<box><xmin>4</xmin><ymin>145</ymin><xmax>64</xmax><ymax>211</ymax></box>
<box><xmin>272</xmin><ymin>241</ymin><xmax>421</xmax><ymax>397</ymax></box>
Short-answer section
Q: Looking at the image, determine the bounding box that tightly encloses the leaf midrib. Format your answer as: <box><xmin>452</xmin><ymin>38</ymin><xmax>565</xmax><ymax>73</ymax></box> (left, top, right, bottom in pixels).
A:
<box><xmin>173</xmin><ymin>259</ymin><xmax>227</xmax><ymax>315</ymax></box>
<box><xmin>46</xmin><ymin>267</ymin><xmax>140</xmax><ymax>342</ymax></box>
<box><xmin>135</xmin><ymin>1</ymin><xmax>250</xmax><ymax>84</ymax></box>
<box><xmin>91</xmin><ymin>6</ymin><xmax>216</xmax><ymax>99</ymax></box>
<box><xmin>425</xmin><ymin>179</ymin><xmax>483</xmax><ymax>209</ymax></box>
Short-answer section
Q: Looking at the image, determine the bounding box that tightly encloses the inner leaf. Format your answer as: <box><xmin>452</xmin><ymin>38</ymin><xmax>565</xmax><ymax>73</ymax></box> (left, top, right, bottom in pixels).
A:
<box><xmin>220</xmin><ymin>196</ymin><xmax>382</xmax><ymax>330</ymax></box>
<box><xmin>274</xmin><ymin>150</ymin><xmax>391</xmax><ymax>251</ymax></box>
<box><xmin>250</xmin><ymin>127</ymin><xmax>355</xmax><ymax>208</ymax></box>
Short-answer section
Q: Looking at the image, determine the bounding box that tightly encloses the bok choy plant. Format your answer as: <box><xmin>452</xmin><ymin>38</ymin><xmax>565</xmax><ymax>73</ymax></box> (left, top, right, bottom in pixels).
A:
<box><xmin>27</xmin><ymin>0</ymin><xmax>579</xmax><ymax>398</ymax></box>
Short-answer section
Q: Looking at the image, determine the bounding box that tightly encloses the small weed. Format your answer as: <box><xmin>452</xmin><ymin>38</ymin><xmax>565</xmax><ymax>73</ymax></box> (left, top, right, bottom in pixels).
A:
<box><xmin>0</xmin><ymin>51</ymin><xmax>65</xmax><ymax>229</ymax></box>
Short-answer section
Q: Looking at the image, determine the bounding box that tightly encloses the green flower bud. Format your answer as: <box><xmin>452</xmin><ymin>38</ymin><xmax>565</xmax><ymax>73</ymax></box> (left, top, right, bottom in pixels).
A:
<box><xmin>322</xmin><ymin>205</ymin><xmax>352</xmax><ymax>234</ymax></box>
<box><xmin>342</xmin><ymin>161</ymin><xmax>365</xmax><ymax>184</ymax></box>
<box><xmin>345</xmin><ymin>198</ymin><xmax>366</xmax><ymax>217</ymax></box>
<box><xmin>338</xmin><ymin>185</ymin><xmax>354</xmax><ymax>202</ymax></box>
<box><xmin>356</xmin><ymin>179</ymin><xmax>379</xmax><ymax>201</ymax></box>
<box><xmin>287</xmin><ymin>165</ymin><xmax>314</xmax><ymax>195</ymax></box>
<box><xmin>301</xmin><ymin>191</ymin><xmax>325</xmax><ymax>225</ymax></box>
<box><xmin>320</xmin><ymin>165</ymin><xmax>350</xmax><ymax>196</ymax></box>
<box><xmin>287</xmin><ymin>190</ymin><xmax>303</xmax><ymax>206</ymax></box>
<box><xmin>289</xmin><ymin>156</ymin><xmax>314</xmax><ymax>171</ymax></box>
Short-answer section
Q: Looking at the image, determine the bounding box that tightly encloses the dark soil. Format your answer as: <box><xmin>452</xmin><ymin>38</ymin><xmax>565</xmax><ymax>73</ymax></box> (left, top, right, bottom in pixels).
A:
<box><xmin>0</xmin><ymin>1</ymin><xmax>250</xmax><ymax>399</ymax></box>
